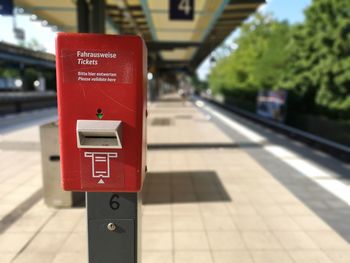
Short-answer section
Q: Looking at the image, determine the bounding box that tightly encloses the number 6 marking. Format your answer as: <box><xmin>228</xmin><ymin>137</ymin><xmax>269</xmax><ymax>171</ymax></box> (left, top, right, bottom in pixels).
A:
<box><xmin>109</xmin><ymin>194</ymin><xmax>120</xmax><ymax>210</ymax></box>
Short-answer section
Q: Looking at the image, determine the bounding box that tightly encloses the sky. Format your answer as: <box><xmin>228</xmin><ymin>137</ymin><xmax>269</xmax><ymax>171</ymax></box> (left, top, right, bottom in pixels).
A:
<box><xmin>0</xmin><ymin>10</ymin><xmax>57</xmax><ymax>53</ymax></box>
<box><xmin>0</xmin><ymin>0</ymin><xmax>312</xmax><ymax>77</ymax></box>
<box><xmin>262</xmin><ymin>0</ymin><xmax>312</xmax><ymax>24</ymax></box>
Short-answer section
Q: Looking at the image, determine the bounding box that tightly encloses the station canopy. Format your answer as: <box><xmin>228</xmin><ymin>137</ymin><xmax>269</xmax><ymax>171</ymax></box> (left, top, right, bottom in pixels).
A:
<box><xmin>14</xmin><ymin>0</ymin><xmax>264</xmax><ymax>71</ymax></box>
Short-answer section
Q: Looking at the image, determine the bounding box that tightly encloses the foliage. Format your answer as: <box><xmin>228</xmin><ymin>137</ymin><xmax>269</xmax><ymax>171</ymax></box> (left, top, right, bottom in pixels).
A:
<box><xmin>209</xmin><ymin>0</ymin><xmax>350</xmax><ymax>118</ymax></box>
<box><xmin>279</xmin><ymin>0</ymin><xmax>350</xmax><ymax>116</ymax></box>
<box><xmin>0</xmin><ymin>68</ymin><xmax>19</xmax><ymax>78</ymax></box>
<box><xmin>209</xmin><ymin>14</ymin><xmax>292</xmax><ymax>97</ymax></box>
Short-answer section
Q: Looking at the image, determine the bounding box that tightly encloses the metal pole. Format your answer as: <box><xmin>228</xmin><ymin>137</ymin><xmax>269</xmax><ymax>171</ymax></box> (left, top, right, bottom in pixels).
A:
<box><xmin>87</xmin><ymin>193</ymin><xmax>141</xmax><ymax>263</ymax></box>
<box><xmin>76</xmin><ymin>1</ymin><xmax>141</xmax><ymax>262</ymax></box>
<box><xmin>19</xmin><ymin>63</ymin><xmax>27</xmax><ymax>91</ymax></box>
<box><xmin>90</xmin><ymin>0</ymin><xmax>106</xmax><ymax>33</ymax></box>
<box><xmin>77</xmin><ymin>0</ymin><xmax>90</xmax><ymax>33</ymax></box>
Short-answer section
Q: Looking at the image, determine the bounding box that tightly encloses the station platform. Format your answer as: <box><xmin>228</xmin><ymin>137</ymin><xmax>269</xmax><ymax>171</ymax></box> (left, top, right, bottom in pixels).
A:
<box><xmin>0</xmin><ymin>94</ymin><xmax>350</xmax><ymax>263</ymax></box>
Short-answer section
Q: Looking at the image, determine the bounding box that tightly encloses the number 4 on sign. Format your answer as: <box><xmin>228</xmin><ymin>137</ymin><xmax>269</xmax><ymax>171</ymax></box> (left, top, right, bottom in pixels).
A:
<box><xmin>169</xmin><ymin>0</ymin><xmax>194</xmax><ymax>20</ymax></box>
<box><xmin>179</xmin><ymin>0</ymin><xmax>191</xmax><ymax>15</ymax></box>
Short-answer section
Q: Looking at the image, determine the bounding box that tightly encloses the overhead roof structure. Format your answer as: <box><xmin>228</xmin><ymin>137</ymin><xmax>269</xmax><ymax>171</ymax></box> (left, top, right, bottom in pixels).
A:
<box><xmin>0</xmin><ymin>42</ymin><xmax>55</xmax><ymax>69</ymax></box>
<box><xmin>14</xmin><ymin>0</ymin><xmax>265</xmax><ymax>72</ymax></box>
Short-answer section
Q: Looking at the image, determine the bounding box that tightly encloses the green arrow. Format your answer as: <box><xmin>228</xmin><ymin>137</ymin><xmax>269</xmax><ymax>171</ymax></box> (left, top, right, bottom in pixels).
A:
<box><xmin>96</xmin><ymin>113</ymin><xmax>104</xmax><ymax>119</ymax></box>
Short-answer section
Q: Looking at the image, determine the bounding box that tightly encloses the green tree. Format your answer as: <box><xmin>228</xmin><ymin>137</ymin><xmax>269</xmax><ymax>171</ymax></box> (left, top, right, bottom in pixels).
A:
<box><xmin>0</xmin><ymin>68</ymin><xmax>19</xmax><ymax>78</ymax></box>
<box><xmin>279</xmin><ymin>0</ymin><xmax>350</xmax><ymax>116</ymax></box>
<box><xmin>209</xmin><ymin>14</ymin><xmax>292</xmax><ymax>99</ymax></box>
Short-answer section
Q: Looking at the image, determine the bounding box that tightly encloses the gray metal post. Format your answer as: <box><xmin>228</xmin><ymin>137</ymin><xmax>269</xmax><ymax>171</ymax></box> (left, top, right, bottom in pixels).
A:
<box><xmin>76</xmin><ymin>2</ymin><xmax>141</xmax><ymax>262</ymax></box>
<box><xmin>77</xmin><ymin>0</ymin><xmax>90</xmax><ymax>33</ymax></box>
<box><xmin>87</xmin><ymin>193</ymin><xmax>141</xmax><ymax>263</ymax></box>
<box><xmin>90</xmin><ymin>0</ymin><xmax>106</xmax><ymax>33</ymax></box>
<box><xmin>19</xmin><ymin>63</ymin><xmax>27</xmax><ymax>91</ymax></box>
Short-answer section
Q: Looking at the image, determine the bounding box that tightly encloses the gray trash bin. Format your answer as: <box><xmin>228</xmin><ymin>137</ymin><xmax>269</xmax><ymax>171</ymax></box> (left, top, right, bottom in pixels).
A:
<box><xmin>40</xmin><ymin>122</ymin><xmax>85</xmax><ymax>207</ymax></box>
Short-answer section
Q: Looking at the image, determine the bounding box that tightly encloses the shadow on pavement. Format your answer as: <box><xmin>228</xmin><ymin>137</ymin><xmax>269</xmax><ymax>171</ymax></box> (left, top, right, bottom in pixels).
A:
<box><xmin>142</xmin><ymin>171</ymin><xmax>231</xmax><ymax>204</ymax></box>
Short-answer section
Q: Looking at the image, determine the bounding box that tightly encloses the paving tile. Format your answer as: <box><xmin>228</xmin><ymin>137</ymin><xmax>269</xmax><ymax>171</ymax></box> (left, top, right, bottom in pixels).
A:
<box><xmin>273</xmin><ymin>231</ymin><xmax>318</xmax><ymax>250</ymax></box>
<box><xmin>0</xmin><ymin>204</ymin><xmax>18</xmax><ymax>218</ymax></box>
<box><xmin>172</xmin><ymin>204</ymin><xmax>201</xmax><ymax>216</ymax></box>
<box><xmin>306</xmin><ymin>231</ymin><xmax>350</xmax><ymax>250</ymax></box>
<box><xmin>41</xmin><ymin>212</ymin><xmax>81</xmax><ymax>232</ymax></box>
<box><xmin>264</xmin><ymin>216</ymin><xmax>300</xmax><ymax>231</ymax></box>
<box><xmin>175</xmin><ymin>251</ymin><xmax>213</xmax><ymax>263</ymax></box>
<box><xmin>143</xmin><ymin>251</ymin><xmax>173</xmax><ymax>263</ymax></box>
<box><xmin>174</xmin><ymin>232</ymin><xmax>209</xmax><ymax>250</ymax></box>
<box><xmin>0</xmin><ymin>232</ymin><xmax>33</xmax><ymax>253</ymax></box>
<box><xmin>143</xmin><ymin>215</ymin><xmax>172</xmax><ymax>232</ymax></box>
<box><xmin>207</xmin><ymin>231</ymin><xmax>245</xmax><ymax>250</ymax></box>
<box><xmin>142</xmin><ymin>232</ymin><xmax>173</xmax><ymax>250</ymax></box>
<box><xmin>7</xmin><ymin>211</ymin><xmax>54</xmax><ymax>233</ymax></box>
<box><xmin>202</xmin><ymin>215</ymin><xmax>236</xmax><ymax>231</ymax></box>
<box><xmin>233</xmin><ymin>216</ymin><xmax>269</xmax><ymax>231</ymax></box>
<box><xmin>173</xmin><ymin>215</ymin><xmax>204</xmax><ymax>231</ymax></box>
<box><xmin>227</xmin><ymin>204</ymin><xmax>257</xmax><ymax>216</ymax></box>
<box><xmin>289</xmin><ymin>250</ymin><xmax>333</xmax><ymax>263</ymax></box>
<box><xmin>212</xmin><ymin>251</ymin><xmax>253</xmax><ymax>263</ymax></box>
<box><xmin>25</xmin><ymin>233</ymin><xmax>69</xmax><ymax>253</ymax></box>
<box><xmin>293</xmin><ymin>216</ymin><xmax>332</xmax><ymax>231</ymax></box>
<box><xmin>254</xmin><ymin>205</ymin><xmax>285</xmax><ymax>217</ymax></box>
<box><xmin>26</xmin><ymin>201</ymin><xmax>54</xmax><ymax>216</ymax></box>
<box><xmin>0</xmin><ymin>253</ymin><xmax>16</xmax><ymax>263</ymax></box>
<box><xmin>52</xmin><ymin>252</ymin><xmax>88</xmax><ymax>263</ymax></box>
<box><xmin>173</xmin><ymin>193</ymin><xmax>197</xmax><ymax>203</ymax></box>
<box><xmin>57</xmin><ymin>209</ymin><xmax>85</xmax><ymax>218</ymax></box>
<box><xmin>272</xmin><ymin>193</ymin><xmax>301</xmax><ymax>205</ymax></box>
<box><xmin>12</xmin><ymin>252</ymin><xmax>55</xmax><ymax>263</ymax></box>
<box><xmin>0</xmin><ymin>186</ymin><xmax>40</xmax><ymax>206</ymax></box>
<box><xmin>143</xmin><ymin>204</ymin><xmax>172</xmax><ymax>215</ymax></box>
<box><xmin>325</xmin><ymin>250</ymin><xmax>350</xmax><ymax>263</ymax></box>
<box><xmin>281</xmin><ymin>204</ymin><xmax>314</xmax><ymax>216</ymax></box>
<box><xmin>251</xmin><ymin>250</ymin><xmax>293</xmax><ymax>263</ymax></box>
<box><xmin>241</xmin><ymin>231</ymin><xmax>282</xmax><ymax>250</ymax></box>
<box><xmin>60</xmin><ymin>232</ymin><xmax>87</xmax><ymax>252</ymax></box>
<box><xmin>73</xmin><ymin>215</ymin><xmax>87</xmax><ymax>232</ymax></box>
<box><xmin>247</xmin><ymin>195</ymin><xmax>275</xmax><ymax>206</ymax></box>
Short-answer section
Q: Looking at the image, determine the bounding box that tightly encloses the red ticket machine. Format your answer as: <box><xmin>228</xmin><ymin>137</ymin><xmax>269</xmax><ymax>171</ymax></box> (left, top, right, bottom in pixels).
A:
<box><xmin>56</xmin><ymin>33</ymin><xmax>147</xmax><ymax>192</ymax></box>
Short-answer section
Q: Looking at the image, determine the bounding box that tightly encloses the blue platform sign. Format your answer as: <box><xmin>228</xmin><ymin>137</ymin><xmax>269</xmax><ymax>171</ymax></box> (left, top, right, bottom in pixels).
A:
<box><xmin>0</xmin><ymin>0</ymin><xmax>13</xmax><ymax>15</ymax></box>
<box><xmin>169</xmin><ymin>0</ymin><xmax>194</xmax><ymax>20</ymax></box>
